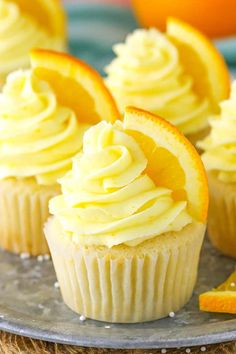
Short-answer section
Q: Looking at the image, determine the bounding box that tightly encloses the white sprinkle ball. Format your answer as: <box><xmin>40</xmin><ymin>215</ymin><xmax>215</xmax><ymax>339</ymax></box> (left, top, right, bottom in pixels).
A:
<box><xmin>20</xmin><ymin>252</ymin><xmax>30</xmax><ymax>260</ymax></box>
<box><xmin>161</xmin><ymin>349</ymin><xmax>167</xmax><ymax>354</ymax></box>
<box><xmin>105</xmin><ymin>325</ymin><xmax>111</xmax><ymax>329</ymax></box>
<box><xmin>54</xmin><ymin>281</ymin><xmax>60</xmax><ymax>289</ymax></box>
<box><xmin>169</xmin><ymin>311</ymin><xmax>175</xmax><ymax>318</ymax></box>
<box><xmin>44</xmin><ymin>254</ymin><xmax>50</xmax><ymax>261</ymax></box>
<box><xmin>200</xmin><ymin>346</ymin><xmax>206</xmax><ymax>352</ymax></box>
<box><xmin>186</xmin><ymin>349</ymin><xmax>191</xmax><ymax>353</ymax></box>
<box><xmin>37</xmin><ymin>255</ymin><xmax>44</xmax><ymax>262</ymax></box>
<box><xmin>79</xmin><ymin>315</ymin><xmax>86</xmax><ymax>321</ymax></box>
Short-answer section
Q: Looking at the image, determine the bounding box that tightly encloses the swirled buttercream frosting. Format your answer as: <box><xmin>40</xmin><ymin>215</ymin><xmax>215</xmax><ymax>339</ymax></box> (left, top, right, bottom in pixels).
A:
<box><xmin>0</xmin><ymin>0</ymin><xmax>64</xmax><ymax>80</ymax></box>
<box><xmin>0</xmin><ymin>69</ymin><xmax>90</xmax><ymax>185</ymax></box>
<box><xmin>105</xmin><ymin>28</ymin><xmax>211</xmax><ymax>135</ymax></box>
<box><xmin>49</xmin><ymin>120</ymin><xmax>192</xmax><ymax>247</ymax></box>
<box><xmin>199</xmin><ymin>81</ymin><xmax>236</xmax><ymax>183</ymax></box>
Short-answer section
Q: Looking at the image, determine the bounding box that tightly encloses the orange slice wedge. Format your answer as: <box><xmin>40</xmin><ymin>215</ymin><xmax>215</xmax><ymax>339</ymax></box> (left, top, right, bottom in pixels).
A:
<box><xmin>199</xmin><ymin>270</ymin><xmax>236</xmax><ymax>314</ymax></box>
<box><xmin>30</xmin><ymin>49</ymin><xmax>120</xmax><ymax>125</ymax></box>
<box><xmin>7</xmin><ymin>0</ymin><xmax>66</xmax><ymax>39</ymax></box>
<box><xmin>124</xmin><ymin>107</ymin><xmax>208</xmax><ymax>222</ymax></box>
<box><xmin>167</xmin><ymin>17</ymin><xmax>230</xmax><ymax>111</ymax></box>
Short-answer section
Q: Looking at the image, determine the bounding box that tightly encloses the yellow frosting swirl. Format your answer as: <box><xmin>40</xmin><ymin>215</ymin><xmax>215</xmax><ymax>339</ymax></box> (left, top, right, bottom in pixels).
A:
<box><xmin>0</xmin><ymin>0</ymin><xmax>64</xmax><ymax>80</ymax></box>
<box><xmin>199</xmin><ymin>81</ymin><xmax>236</xmax><ymax>183</ymax></box>
<box><xmin>0</xmin><ymin>69</ymin><xmax>90</xmax><ymax>185</ymax></box>
<box><xmin>105</xmin><ymin>28</ymin><xmax>210</xmax><ymax>135</ymax></box>
<box><xmin>49</xmin><ymin>121</ymin><xmax>192</xmax><ymax>247</ymax></box>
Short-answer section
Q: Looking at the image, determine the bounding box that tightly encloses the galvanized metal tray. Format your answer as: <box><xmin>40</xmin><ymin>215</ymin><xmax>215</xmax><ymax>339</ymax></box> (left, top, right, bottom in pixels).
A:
<box><xmin>0</xmin><ymin>238</ymin><xmax>236</xmax><ymax>349</ymax></box>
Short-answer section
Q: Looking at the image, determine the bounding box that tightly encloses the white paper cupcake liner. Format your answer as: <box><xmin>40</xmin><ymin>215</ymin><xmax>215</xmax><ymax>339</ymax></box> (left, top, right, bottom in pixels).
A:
<box><xmin>45</xmin><ymin>218</ymin><xmax>205</xmax><ymax>323</ymax></box>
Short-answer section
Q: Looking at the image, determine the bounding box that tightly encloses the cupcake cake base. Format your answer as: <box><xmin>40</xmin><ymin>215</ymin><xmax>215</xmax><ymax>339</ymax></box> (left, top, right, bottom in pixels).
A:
<box><xmin>207</xmin><ymin>171</ymin><xmax>236</xmax><ymax>258</ymax></box>
<box><xmin>45</xmin><ymin>218</ymin><xmax>205</xmax><ymax>323</ymax></box>
<box><xmin>0</xmin><ymin>178</ymin><xmax>60</xmax><ymax>256</ymax></box>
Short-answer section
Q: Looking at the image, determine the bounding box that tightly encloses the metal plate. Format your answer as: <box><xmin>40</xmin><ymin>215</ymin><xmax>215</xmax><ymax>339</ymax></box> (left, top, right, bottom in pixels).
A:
<box><xmin>0</xmin><ymin>239</ymin><xmax>236</xmax><ymax>349</ymax></box>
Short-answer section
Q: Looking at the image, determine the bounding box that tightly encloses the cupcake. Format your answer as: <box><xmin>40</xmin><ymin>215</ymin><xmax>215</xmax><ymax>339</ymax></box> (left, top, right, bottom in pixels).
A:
<box><xmin>45</xmin><ymin>106</ymin><xmax>208</xmax><ymax>323</ymax></box>
<box><xmin>198</xmin><ymin>81</ymin><xmax>236</xmax><ymax>258</ymax></box>
<box><xmin>0</xmin><ymin>0</ymin><xmax>66</xmax><ymax>83</ymax></box>
<box><xmin>105</xmin><ymin>18</ymin><xmax>230</xmax><ymax>145</ymax></box>
<box><xmin>0</xmin><ymin>49</ymin><xmax>119</xmax><ymax>255</ymax></box>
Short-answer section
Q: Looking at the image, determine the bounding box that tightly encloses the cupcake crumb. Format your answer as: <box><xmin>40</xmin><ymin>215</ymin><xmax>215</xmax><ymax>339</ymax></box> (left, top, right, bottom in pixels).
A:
<box><xmin>43</xmin><ymin>254</ymin><xmax>50</xmax><ymax>261</ymax></box>
<box><xmin>185</xmin><ymin>349</ymin><xmax>191</xmax><ymax>353</ymax></box>
<box><xmin>161</xmin><ymin>349</ymin><xmax>167</xmax><ymax>354</ymax></box>
<box><xmin>169</xmin><ymin>311</ymin><xmax>175</xmax><ymax>318</ymax></box>
<box><xmin>200</xmin><ymin>347</ymin><xmax>206</xmax><ymax>352</ymax></box>
<box><xmin>37</xmin><ymin>255</ymin><xmax>44</xmax><ymax>262</ymax></box>
<box><xmin>54</xmin><ymin>281</ymin><xmax>60</xmax><ymax>289</ymax></box>
<box><xmin>104</xmin><ymin>325</ymin><xmax>111</xmax><ymax>329</ymax></box>
<box><xmin>79</xmin><ymin>315</ymin><xmax>86</xmax><ymax>321</ymax></box>
<box><xmin>20</xmin><ymin>252</ymin><xmax>30</xmax><ymax>260</ymax></box>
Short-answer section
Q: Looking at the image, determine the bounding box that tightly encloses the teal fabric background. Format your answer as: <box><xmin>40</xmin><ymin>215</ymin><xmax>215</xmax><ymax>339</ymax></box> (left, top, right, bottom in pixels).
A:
<box><xmin>65</xmin><ymin>2</ymin><xmax>236</xmax><ymax>77</ymax></box>
<box><xmin>66</xmin><ymin>3</ymin><xmax>137</xmax><ymax>75</ymax></box>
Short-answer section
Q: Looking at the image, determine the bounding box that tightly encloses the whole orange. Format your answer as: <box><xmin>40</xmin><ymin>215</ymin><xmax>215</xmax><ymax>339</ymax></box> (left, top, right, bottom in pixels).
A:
<box><xmin>131</xmin><ymin>0</ymin><xmax>236</xmax><ymax>38</ymax></box>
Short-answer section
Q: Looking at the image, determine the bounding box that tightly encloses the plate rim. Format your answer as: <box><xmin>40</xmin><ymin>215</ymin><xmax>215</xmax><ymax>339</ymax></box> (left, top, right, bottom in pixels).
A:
<box><xmin>1</xmin><ymin>309</ymin><xmax>236</xmax><ymax>349</ymax></box>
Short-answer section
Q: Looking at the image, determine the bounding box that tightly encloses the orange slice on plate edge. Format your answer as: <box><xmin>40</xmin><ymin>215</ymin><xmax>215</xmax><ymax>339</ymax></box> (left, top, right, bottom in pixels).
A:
<box><xmin>6</xmin><ymin>0</ymin><xmax>66</xmax><ymax>39</ymax></box>
<box><xmin>167</xmin><ymin>17</ymin><xmax>230</xmax><ymax>112</ymax></box>
<box><xmin>124</xmin><ymin>106</ymin><xmax>209</xmax><ymax>223</ymax></box>
<box><xmin>199</xmin><ymin>270</ymin><xmax>236</xmax><ymax>314</ymax></box>
<box><xmin>30</xmin><ymin>49</ymin><xmax>120</xmax><ymax>125</ymax></box>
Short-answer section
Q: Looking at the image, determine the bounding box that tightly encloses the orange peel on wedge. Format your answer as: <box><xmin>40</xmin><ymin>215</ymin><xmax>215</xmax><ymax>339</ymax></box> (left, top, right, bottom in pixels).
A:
<box><xmin>30</xmin><ymin>49</ymin><xmax>120</xmax><ymax>125</ymax></box>
<box><xmin>167</xmin><ymin>17</ymin><xmax>230</xmax><ymax>112</ymax></box>
<box><xmin>200</xmin><ymin>270</ymin><xmax>236</xmax><ymax>314</ymax></box>
<box><xmin>124</xmin><ymin>107</ymin><xmax>209</xmax><ymax>223</ymax></box>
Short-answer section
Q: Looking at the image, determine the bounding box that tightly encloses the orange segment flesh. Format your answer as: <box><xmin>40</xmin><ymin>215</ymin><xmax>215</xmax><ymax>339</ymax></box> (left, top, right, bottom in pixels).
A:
<box><xmin>199</xmin><ymin>270</ymin><xmax>236</xmax><ymax>314</ymax></box>
<box><xmin>167</xmin><ymin>17</ymin><xmax>230</xmax><ymax>111</ymax></box>
<box><xmin>6</xmin><ymin>0</ymin><xmax>66</xmax><ymax>38</ymax></box>
<box><xmin>30</xmin><ymin>49</ymin><xmax>120</xmax><ymax>125</ymax></box>
<box><xmin>124</xmin><ymin>107</ymin><xmax>209</xmax><ymax>223</ymax></box>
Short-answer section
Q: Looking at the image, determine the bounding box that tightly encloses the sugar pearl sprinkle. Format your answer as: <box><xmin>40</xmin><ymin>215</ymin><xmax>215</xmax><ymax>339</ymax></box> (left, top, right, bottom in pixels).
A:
<box><xmin>105</xmin><ymin>325</ymin><xmax>111</xmax><ymax>329</ymax></box>
<box><xmin>169</xmin><ymin>311</ymin><xmax>175</xmax><ymax>318</ymax></box>
<box><xmin>79</xmin><ymin>315</ymin><xmax>86</xmax><ymax>322</ymax></box>
<box><xmin>20</xmin><ymin>252</ymin><xmax>30</xmax><ymax>260</ymax></box>
<box><xmin>43</xmin><ymin>254</ymin><xmax>51</xmax><ymax>261</ymax></box>
<box><xmin>186</xmin><ymin>349</ymin><xmax>191</xmax><ymax>353</ymax></box>
<box><xmin>54</xmin><ymin>281</ymin><xmax>60</xmax><ymax>289</ymax></box>
<box><xmin>201</xmin><ymin>347</ymin><xmax>206</xmax><ymax>352</ymax></box>
<box><xmin>37</xmin><ymin>254</ymin><xmax>51</xmax><ymax>262</ymax></box>
<box><xmin>161</xmin><ymin>349</ymin><xmax>167</xmax><ymax>354</ymax></box>
<box><xmin>37</xmin><ymin>255</ymin><xmax>44</xmax><ymax>262</ymax></box>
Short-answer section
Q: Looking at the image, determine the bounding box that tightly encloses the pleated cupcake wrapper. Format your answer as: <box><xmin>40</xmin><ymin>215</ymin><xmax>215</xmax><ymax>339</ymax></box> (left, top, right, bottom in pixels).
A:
<box><xmin>208</xmin><ymin>172</ymin><xmax>236</xmax><ymax>258</ymax></box>
<box><xmin>0</xmin><ymin>178</ymin><xmax>59</xmax><ymax>255</ymax></box>
<box><xmin>46</xmin><ymin>219</ymin><xmax>205</xmax><ymax>323</ymax></box>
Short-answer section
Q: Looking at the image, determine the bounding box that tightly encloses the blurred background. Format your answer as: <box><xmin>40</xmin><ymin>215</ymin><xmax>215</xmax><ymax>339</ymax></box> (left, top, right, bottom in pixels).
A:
<box><xmin>64</xmin><ymin>0</ymin><xmax>236</xmax><ymax>76</ymax></box>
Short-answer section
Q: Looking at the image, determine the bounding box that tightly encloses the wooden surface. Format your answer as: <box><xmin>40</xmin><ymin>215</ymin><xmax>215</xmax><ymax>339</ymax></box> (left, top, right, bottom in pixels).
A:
<box><xmin>0</xmin><ymin>332</ymin><xmax>235</xmax><ymax>354</ymax></box>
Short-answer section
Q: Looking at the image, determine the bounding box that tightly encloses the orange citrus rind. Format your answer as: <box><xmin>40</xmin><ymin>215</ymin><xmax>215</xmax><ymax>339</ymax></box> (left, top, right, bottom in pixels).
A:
<box><xmin>200</xmin><ymin>270</ymin><xmax>236</xmax><ymax>314</ymax></box>
<box><xmin>30</xmin><ymin>49</ymin><xmax>120</xmax><ymax>124</ymax></box>
<box><xmin>167</xmin><ymin>17</ymin><xmax>230</xmax><ymax>110</ymax></box>
<box><xmin>124</xmin><ymin>106</ymin><xmax>209</xmax><ymax>223</ymax></box>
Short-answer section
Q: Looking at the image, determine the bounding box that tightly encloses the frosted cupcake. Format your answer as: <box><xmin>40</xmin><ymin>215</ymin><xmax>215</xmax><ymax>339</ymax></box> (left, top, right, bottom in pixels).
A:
<box><xmin>45</xmin><ymin>106</ymin><xmax>208</xmax><ymax>323</ymax></box>
<box><xmin>0</xmin><ymin>49</ymin><xmax>118</xmax><ymax>256</ymax></box>
<box><xmin>199</xmin><ymin>81</ymin><xmax>236</xmax><ymax>258</ymax></box>
<box><xmin>0</xmin><ymin>0</ymin><xmax>66</xmax><ymax>83</ymax></box>
<box><xmin>105</xmin><ymin>18</ymin><xmax>230</xmax><ymax>145</ymax></box>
